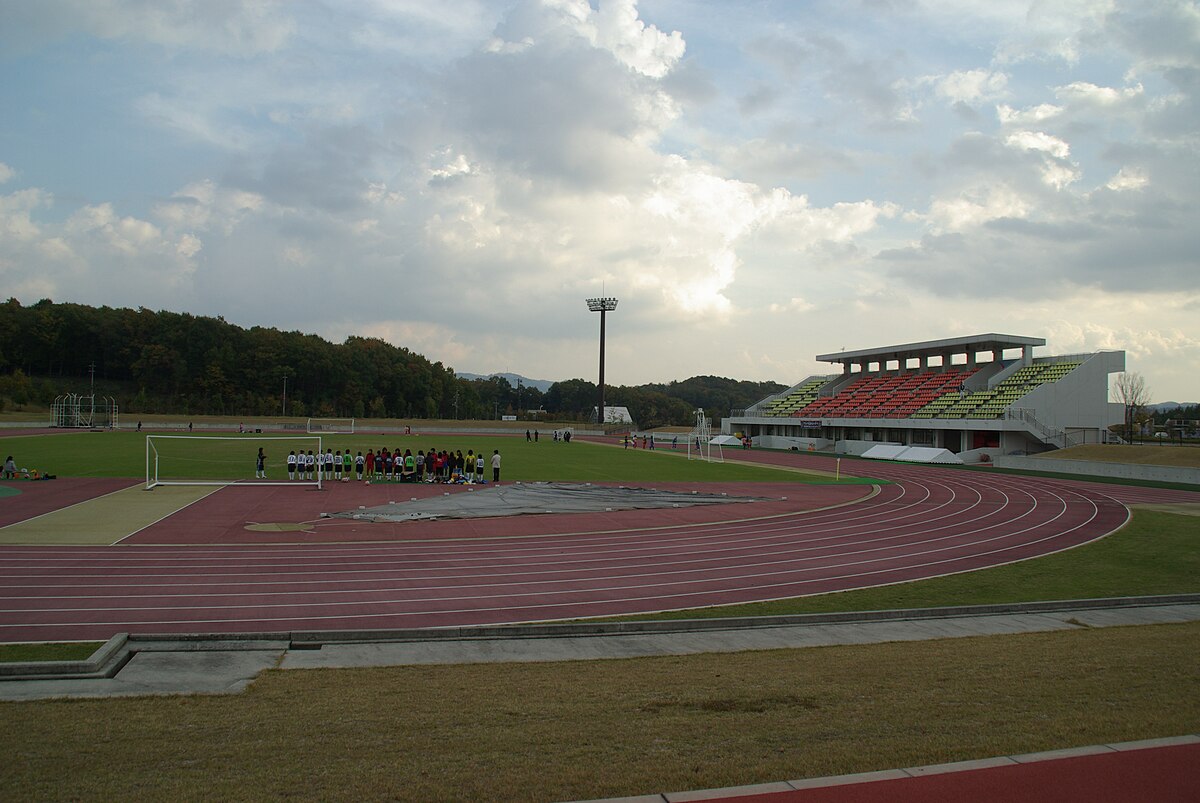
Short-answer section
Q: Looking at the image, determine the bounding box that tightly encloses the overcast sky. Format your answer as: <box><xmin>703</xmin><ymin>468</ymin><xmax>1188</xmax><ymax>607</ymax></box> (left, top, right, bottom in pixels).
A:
<box><xmin>1</xmin><ymin>0</ymin><xmax>1197</xmax><ymax>400</ymax></box>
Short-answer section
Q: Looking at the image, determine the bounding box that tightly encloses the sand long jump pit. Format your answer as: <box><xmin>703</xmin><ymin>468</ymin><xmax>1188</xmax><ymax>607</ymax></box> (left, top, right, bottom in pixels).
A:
<box><xmin>0</xmin><ymin>482</ymin><xmax>220</xmax><ymax>545</ymax></box>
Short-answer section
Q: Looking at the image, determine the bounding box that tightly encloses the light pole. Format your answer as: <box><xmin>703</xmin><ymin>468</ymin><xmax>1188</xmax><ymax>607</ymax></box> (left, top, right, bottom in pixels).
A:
<box><xmin>280</xmin><ymin>367</ymin><xmax>294</xmax><ymax>417</ymax></box>
<box><xmin>586</xmin><ymin>296</ymin><xmax>618</xmax><ymax>427</ymax></box>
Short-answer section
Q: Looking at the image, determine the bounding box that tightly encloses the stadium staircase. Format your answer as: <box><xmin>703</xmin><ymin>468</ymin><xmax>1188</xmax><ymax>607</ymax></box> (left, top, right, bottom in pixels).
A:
<box><xmin>753</xmin><ymin>377</ymin><xmax>834</xmax><ymax>416</ymax></box>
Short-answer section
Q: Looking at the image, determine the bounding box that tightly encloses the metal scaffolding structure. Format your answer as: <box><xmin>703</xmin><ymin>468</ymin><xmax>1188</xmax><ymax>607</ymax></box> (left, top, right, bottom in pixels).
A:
<box><xmin>50</xmin><ymin>393</ymin><xmax>119</xmax><ymax>429</ymax></box>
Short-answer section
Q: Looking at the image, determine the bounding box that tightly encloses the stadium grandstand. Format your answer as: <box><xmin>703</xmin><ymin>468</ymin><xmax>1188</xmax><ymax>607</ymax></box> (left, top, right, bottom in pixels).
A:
<box><xmin>725</xmin><ymin>334</ymin><xmax>1125</xmax><ymax>463</ymax></box>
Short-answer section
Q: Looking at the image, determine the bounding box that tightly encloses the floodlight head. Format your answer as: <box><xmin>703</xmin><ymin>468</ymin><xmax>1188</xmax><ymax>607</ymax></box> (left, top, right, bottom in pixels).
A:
<box><xmin>586</xmin><ymin>297</ymin><xmax>619</xmax><ymax>312</ymax></box>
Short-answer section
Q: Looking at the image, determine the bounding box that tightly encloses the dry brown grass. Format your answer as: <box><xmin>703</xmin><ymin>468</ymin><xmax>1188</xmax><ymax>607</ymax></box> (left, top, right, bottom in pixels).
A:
<box><xmin>2</xmin><ymin>623</ymin><xmax>1197</xmax><ymax>802</ymax></box>
<box><xmin>1035</xmin><ymin>443</ymin><xmax>1200</xmax><ymax>468</ymax></box>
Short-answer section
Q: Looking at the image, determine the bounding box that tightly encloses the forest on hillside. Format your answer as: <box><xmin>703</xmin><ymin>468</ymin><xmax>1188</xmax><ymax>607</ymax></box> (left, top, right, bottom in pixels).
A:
<box><xmin>0</xmin><ymin>299</ymin><xmax>786</xmax><ymax>427</ymax></box>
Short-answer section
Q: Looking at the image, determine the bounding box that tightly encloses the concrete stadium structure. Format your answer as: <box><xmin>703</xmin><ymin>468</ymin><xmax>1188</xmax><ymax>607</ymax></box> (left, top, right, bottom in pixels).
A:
<box><xmin>726</xmin><ymin>333</ymin><xmax>1126</xmax><ymax>462</ymax></box>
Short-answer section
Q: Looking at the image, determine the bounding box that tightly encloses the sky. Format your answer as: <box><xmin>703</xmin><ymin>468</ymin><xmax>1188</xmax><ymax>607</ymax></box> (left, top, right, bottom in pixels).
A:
<box><xmin>1</xmin><ymin>0</ymin><xmax>1197</xmax><ymax>401</ymax></box>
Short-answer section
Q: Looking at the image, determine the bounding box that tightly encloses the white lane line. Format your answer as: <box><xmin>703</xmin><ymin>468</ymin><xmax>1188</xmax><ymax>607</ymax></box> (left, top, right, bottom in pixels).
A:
<box><xmin>0</xmin><ymin>492</ymin><xmax>1102</xmax><ymax>615</ymax></box>
<box><xmin>0</xmin><ymin>471</ymin><xmax>1127</xmax><ymax>632</ymax></box>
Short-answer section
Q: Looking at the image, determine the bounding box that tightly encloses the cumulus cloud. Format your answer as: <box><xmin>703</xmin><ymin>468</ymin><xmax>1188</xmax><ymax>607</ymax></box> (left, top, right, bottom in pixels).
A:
<box><xmin>0</xmin><ymin>188</ymin><xmax>50</xmax><ymax>242</ymax></box>
<box><xmin>589</xmin><ymin>0</ymin><xmax>686</xmax><ymax>78</ymax></box>
<box><xmin>0</xmin><ymin>187</ymin><xmax>201</xmax><ymax>309</ymax></box>
<box><xmin>1004</xmin><ymin>131</ymin><xmax>1070</xmax><ymax>159</ymax></box>
<box><xmin>1105</xmin><ymin>167</ymin><xmax>1148</xmax><ymax>192</ymax></box>
<box><xmin>1004</xmin><ymin>131</ymin><xmax>1078</xmax><ymax>188</ymax></box>
<box><xmin>155</xmin><ymin>180</ymin><xmax>262</xmax><ymax>228</ymax></box>
<box><xmin>996</xmin><ymin>102</ymin><xmax>1063</xmax><ymax>127</ymax></box>
<box><xmin>933</xmin><ymin>69</ymin><xmax>1009</xmax><ymax>105</ymax></box>
<box><xmin>922</xmin><ymin>184</ymin><xmax>1030</xmax><ymax>232</ymax></box>
<box><xmin>2</xmin><ymin>0</ymin><xmax>1198</xmax><ymax>397</ymax></box>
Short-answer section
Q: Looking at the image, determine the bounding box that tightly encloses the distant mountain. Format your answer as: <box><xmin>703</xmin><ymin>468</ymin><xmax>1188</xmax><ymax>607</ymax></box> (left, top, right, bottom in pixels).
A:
<box><xmin>1149</xmin><ymin>402</ymin><xmax>1199</xmax><ymax>412</ymax></box>
<box><xmin>456</xmin><ymin>372</ymin><xmax>556</xmax><ymax>393</ymax></box>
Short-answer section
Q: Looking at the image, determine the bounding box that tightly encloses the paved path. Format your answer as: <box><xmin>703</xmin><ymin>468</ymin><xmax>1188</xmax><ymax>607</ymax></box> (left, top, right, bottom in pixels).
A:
<box><xmin>4</xmin><ymin>600</ymin><xmax>1195</xmax><ymax>802</ymax></box>
<box><xmin>2</xmin><ymin>599</ymin><xmax>1196</xmax><ymax>701</ymax></box>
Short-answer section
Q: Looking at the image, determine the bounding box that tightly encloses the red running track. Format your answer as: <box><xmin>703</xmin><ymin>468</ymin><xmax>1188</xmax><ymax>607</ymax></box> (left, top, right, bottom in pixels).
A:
<box><xmin>709</xmin><ymin>742</ymin><xmax>1200</xmax><ymax>803</ymax></box>
<box><xmin>1</xmin><ymin>451</ymin><xmax>1197</xmax><ymax>642</ymax></box>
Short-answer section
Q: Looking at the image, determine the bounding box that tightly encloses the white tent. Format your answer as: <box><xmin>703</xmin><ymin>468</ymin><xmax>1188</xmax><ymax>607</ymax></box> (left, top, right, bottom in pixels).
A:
<box><xmin>862</xmin><ymin>445</ymin><xmax>963</xmax><ymax>464</ymax></box>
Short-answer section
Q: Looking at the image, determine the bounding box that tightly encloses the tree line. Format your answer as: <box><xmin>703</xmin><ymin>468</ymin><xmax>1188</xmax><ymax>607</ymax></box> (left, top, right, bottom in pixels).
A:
<box><xmin>0</xmin><ymin>299</ymin><xmax>784</xmax><ymax>427</ymax></box>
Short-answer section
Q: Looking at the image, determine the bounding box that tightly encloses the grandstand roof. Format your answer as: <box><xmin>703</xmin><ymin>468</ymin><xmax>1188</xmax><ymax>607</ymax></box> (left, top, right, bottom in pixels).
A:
<box><xmin>816</xmin><ymin>333</ymin><xmax>1045</xmax><ymax>365</ymax></box>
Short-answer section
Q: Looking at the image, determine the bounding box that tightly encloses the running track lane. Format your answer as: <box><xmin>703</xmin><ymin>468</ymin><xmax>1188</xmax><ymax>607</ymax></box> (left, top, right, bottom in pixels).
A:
<box><xmin>703</xmin><ymin>742</ymin><xmax>1200</xmax><ymax>803</ymax></box>
<box><xmin>2</xmin><ymin>456</ymin><xmax>1197</xmax><ymax>642</ymax></box>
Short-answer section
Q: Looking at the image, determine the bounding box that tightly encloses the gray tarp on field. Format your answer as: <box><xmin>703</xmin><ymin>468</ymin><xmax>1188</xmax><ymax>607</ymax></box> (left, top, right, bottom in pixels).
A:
<box><xmin>330</xmin><ymin>482</ymin><xmax>765</xmax><ymax>522</ymax></box>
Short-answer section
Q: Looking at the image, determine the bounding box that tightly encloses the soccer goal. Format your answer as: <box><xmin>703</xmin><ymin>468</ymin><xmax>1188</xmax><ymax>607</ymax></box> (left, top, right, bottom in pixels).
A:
<box><xmin>307</xmin><ymin>417</ymin><xmax>355</xmax><ymax>434</ymax></box>
<box><xmin>686</xmin><ymin>408</ymin><xmax>724</xmax><ymax>463</ymax></box>
<box><xmin>146</xmin><ymin>435</ymin><xmax>323</xmax><ymax>489</ymax></box>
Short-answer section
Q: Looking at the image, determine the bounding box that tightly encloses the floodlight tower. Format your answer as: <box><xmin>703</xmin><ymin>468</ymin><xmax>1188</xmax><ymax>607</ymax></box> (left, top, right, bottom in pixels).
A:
<box><xmin>586</xmin><ymin>296</ymin><xmax>619</xmax><ymax>427</ymax></box>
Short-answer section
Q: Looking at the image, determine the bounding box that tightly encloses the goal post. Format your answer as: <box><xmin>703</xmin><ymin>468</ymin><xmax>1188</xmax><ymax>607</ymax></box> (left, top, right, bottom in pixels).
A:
<box><xmin>307</xmin><ymin>417</ymin><xmax>355</xmax><ymax>434</ymax></box>
<box><xmin>146</xmin><ymin>435</ymin><xmax>323</xmax><ymax>490</ymax></box>
<box><xmin>686</xmin><ymin>408</ymin><xmax>724</xmax><ymax>464</ymax></box>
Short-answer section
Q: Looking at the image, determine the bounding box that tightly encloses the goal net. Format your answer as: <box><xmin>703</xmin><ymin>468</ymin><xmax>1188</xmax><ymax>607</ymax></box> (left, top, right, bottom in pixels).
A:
<box><xmin>686</xmin><ymin>409</ymin><xmax>724</xmax><ymax>463</ymax></box>
<box><xmin>146</xmin><ymin>435</ymin><xmax>323</xmax><ymax>489</ymax></box>
<box><xmin>307</xmin><ymin>417</ymin><xmax>355</xmax><ymax>434</ymax></box>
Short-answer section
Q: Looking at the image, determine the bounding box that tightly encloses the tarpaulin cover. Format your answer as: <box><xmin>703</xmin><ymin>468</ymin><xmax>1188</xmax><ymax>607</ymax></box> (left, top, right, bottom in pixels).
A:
<box><xmin>330</xmin><ymin>482</ymin><xmax>764</xmax><ymax>522</ymax></box>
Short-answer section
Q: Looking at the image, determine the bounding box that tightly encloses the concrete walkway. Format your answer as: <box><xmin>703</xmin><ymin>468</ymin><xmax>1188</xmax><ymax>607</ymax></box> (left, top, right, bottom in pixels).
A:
<box><xmin>1</xmin><ymin>597</ymin><xmax>1197</xmax><ymax>702</ymax></box>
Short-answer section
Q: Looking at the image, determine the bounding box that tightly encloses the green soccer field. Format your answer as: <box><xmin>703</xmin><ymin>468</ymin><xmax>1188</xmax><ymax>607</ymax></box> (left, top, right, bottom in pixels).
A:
<box><xmin>0</xmin><ymin>430</ymin><xmax>872</xmax><ymax>485</ymax></box>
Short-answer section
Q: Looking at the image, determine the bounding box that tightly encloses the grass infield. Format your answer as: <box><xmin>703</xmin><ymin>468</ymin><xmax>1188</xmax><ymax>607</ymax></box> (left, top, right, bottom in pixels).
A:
<box><xmin>0</xmin><ymin>623</ymin><xmax>1196</xmax><ymax>801</ymax></box>
<box><xmin>0</xmin><ymin>431</ymin><xmax>873</xmax><ymax>485</ymax></box>
<box><xmin>0</xmin><ymin>642</ymin><xmax>103</xmax><ymax>663</ymax></box>
<box><xmin>1</xmin><ymin>424</ymin><xmax>1196</xmax><ymax>799</ymax></box>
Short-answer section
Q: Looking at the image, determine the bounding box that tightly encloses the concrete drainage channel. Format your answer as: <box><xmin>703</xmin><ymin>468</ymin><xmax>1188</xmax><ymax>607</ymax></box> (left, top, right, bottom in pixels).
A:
<box><xmin>2</xmin><ymin>594</ymin><xmax>1198</xmax><ymax>693</ymax></box>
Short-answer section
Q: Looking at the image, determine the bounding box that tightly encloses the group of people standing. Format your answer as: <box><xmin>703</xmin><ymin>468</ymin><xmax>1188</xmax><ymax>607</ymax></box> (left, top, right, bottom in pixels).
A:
<box><xmin>272</xmin><ymin>447</ymin><xmax>502</xmax><ymax>484</ymax></box>
<box><xmin>525</xmin><ymin>429</ymin><xmax>573</xmax><ymax>442</ymax></box>
<box><xmin>623</xmin><ymin>434</ymin><xmax>665</xmax><ymax>450</ymax></box>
